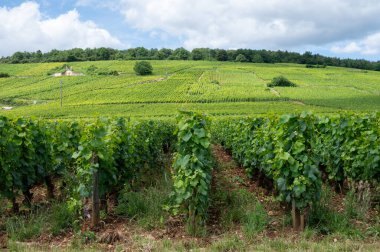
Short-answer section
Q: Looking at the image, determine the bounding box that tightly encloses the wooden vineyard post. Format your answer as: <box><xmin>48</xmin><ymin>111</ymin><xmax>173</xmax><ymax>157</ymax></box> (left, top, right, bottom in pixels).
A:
<box><xmin>300</xmin><ymin>212</ymin><xmax>305</xmax><ymax>231</ymax></box>
<box><xmin>291</xmin><ymin>199</ymin><xmax>299</xmax><ymax>230</ymax></box>
<box><xmin>11</xmin><ymin>195</ymin><xmax>19</xmax><ymax>213</ymax></box>
<box><xmin>91</xmin><ymin>152</ymin><xmax>100</xmax><ymax>228</ymax></box>
<box><xmin>45</xmin><ymin>176</ymin><xmax>55</xmax><ymax>199</ymax></box>
<box><xmin>291</xmin><ymin>199</ymin><xmax>305</xmax><ymax>231</ymax></box>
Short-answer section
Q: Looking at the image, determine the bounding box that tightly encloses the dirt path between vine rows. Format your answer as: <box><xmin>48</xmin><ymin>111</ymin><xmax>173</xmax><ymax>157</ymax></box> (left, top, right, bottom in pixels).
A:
<box><xmin>210</xmin><ymin>144</ymin><xmax>296</xmax><ymax>239</ymax></box>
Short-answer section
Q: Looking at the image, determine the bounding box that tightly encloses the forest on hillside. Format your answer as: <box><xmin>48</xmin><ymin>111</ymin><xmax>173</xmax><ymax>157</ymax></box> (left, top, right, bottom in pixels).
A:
<box><xmin>2</xmin><ymin>47</ymin><xmax>380</xmax><ymax>71</ymax></box>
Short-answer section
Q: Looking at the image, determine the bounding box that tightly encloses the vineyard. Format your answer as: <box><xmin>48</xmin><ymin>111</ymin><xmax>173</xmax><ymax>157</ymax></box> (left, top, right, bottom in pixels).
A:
<box><xmin>0</xmin><ymin>60</ymin><xmax>379</xmax><ymax>118</ymax></box>
<box><xmin>212</xmin><ymin>113</ymin><xmax>380</xmax><ymax>230</ymax></box>
<box><xmin>0</xmin><ymin>59</ymin><xmax>379</xmax><ymax>250</ymax></box>
<box><xmin>0</xmin><ymin>112</ymin><xmax>379</xmax><ymax>251</ymax></box>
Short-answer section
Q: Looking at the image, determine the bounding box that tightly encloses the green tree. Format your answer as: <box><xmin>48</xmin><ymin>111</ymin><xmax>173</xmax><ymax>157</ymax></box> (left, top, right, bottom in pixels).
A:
<box><xmin>374</xmin><ymin>62</ymin><xmax>380</xmax><ymax>71</ymax></box>
<box><xmin>134</xmin><ymin>61</ymin><xmax>153</xmax><ymax>75</ymax></box>
<box><xmin>251</xmin><ymin>54</ymin><xmax>264</xmax><ymax>63</ymax></box>
<box><xmin>157</xmin><ymin>48</ymin><xmax>173</xmax><ymax>59</ymax></box>
<box><xmin>172</xmin><ymin>47</ymin><xmax>190</xmax><ymax>60</ymax></box>
<box><xmin>235</xmin><ymin>54</ymin><xmax>248</xmax><ymax>62</ymax></box>
<box><xmin>191</xmin><ymin>48</ymin><xmax>204</xmax><ymax>60</ymax></box>
<box><xmin>215</xmin><ymin>49</ymin><xmax>228</xmax><ymax>61</ymax></box>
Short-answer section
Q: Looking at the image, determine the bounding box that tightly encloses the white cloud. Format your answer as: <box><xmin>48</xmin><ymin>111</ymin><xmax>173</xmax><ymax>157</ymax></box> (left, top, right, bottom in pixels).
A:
<box><xmin>75</xmin><ymin>0</ymin><xmax>120</xmax><ymax>10</ymax></box>
<box><xmin>0</xmin><ymin>1</ymin><xmax>123</xmax><ymax>56</ymax></box>
<box><xmin>331</xmin><ymin>32</ymin><xmax>380</xmax><ymax>55</ymax></box>
<box><xmin>331</xmin><ymin>42</ymin><xmax>361</xmax><ymax>54</ymax></box>
<box><xmin>117</xmin><ymin>0</ymin><xmax>380</xmax><ymax>54</ymax></box>
<box><xmin>361</xmin><ymin>33</ymin><xmax>380</xmax><ymax>55</ymax></box>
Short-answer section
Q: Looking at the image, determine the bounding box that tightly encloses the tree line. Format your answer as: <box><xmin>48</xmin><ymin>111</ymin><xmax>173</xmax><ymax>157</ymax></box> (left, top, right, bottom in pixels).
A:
<box><xmin>1</xmin><ymin>47</ymin><xmax>379</xmax><ymax>71</ymax></box>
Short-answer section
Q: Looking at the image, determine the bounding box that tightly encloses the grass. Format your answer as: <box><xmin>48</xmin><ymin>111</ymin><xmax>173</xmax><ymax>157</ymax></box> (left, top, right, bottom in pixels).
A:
<box><xmin>209</xmin><ymin>235</ymin><xmax>246</xmax><ymax>251</ymax></box>
<box><xmin>211</xmin><ymin>147</ymin><xmax>269</xmax><ymax>239</ymax></box>
<box><xmin>3</xmin><ymin>201</ymin><xmax>79</xmax><ymax>243</ymax></box>
<box><xmin>49</xmin><ymin>201</ymin><xmax>80</xmax><ymax>235</ymax></box>
<box><xmin>6</xmin><ymin>236</ymin><xmax>380</xmax><ymax>252</ymax></box>
<box><xmin>306</xmin><ymin>186</ymin><xmax>376</xmax><ymax>238</ymax></box>
<box><xmin>344</xmin><ymin>183</ymin><xmax>372</xmax><ymax>221</ymax></box>
<box><xmin>5</xmin><ymin>212</ymin><xmax>46</xmax><ymax>241</ymax></box>
<box><xmin>0</xmin><ymin>60</ymin><xmax>379</xmax><ymax>118</ymax></box>
<box><xmin>115</xmin><ymin>177</ymin><xmax>171</xmax><ymax>230</ymax></box>
<box><xmin>243</xmin><ymin>202</ymin><xmax>268</xmax><ymax>240</ymax></box>
<box><xmin>215</xmin><ymin>187</ymin><xmax>268</xmax><ymax>236</ymax></box>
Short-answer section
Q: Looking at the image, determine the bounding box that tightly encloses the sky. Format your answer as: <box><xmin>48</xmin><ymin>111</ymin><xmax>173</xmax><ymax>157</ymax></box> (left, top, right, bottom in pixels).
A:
<box><xmin>1</xmin><ymin>0</ymin><xmax>380</xmax><ymax>61</ymax></box>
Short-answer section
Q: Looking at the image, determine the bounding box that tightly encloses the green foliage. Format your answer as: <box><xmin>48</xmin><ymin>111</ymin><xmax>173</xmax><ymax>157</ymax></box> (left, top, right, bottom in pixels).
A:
<box><xmin>0</xmin><ymin>116</ymin><xmax>56</xmax><ymax>209</ymax></box>
<box><xmin>0</xmin><ymin>115</ymin><xmax>174</xmax><ymax>218</ymax></box>
<box><xmin>168</xmin><ymin>110</ymin><xmax>213</xmax><ymax>235</ymax></box>
<box><xmin>267</xmin><ymin>76</ymin><xmax>296</xmax><ymax>87</ymax></box>
<box><xmin>0</xmin><ymin>72</ymin><xmax>10</xmax><ymax>78</ymax></box>
<box><xmin>70</xmin><ymin>117</ymin><xmax>174</xmax><ymax>222</ymax></box>
<box><xmin>375</xmin><ymin>62</ymin><xmax>380</xmax><ymax>71</ymax></box>
<box><xmin>172</xmin><ymin>47</ymin><xmax>190</xmax><ymax>60</ymax></box>
<box><xmin>134</xmin><ymin>61</ymin><xmax>153</xmax><ymax>75</ymax></box>
<box><xmin>2</xmin><ymin>47</ymin><xmax>379</xmax><ymax>72</ymax></box>
<box><xmin>272</xmin><ymin>113</ymin><xmax>322</xmax><ymax>209</ymax></box>
<box><xmin>97</xmin><ymin>70</ymin><xmax>119</xmax><ymax>76</ymax></box>
<box><xmin>212</xmin><ymin>112</ymin><xmax>379</xmax><ymax>212</ymax></box>
<box><xmin>86</xmin><ymin>65</ymin><xmax>119</xmax><ymax>75</ymax></box>
<box><xmin>72</xmin><ymin>118</ymin><xmax>116</xmax><ymax>198</ymax></box>
<box><xmin>315</xmin><ymin>114</ymin><xmax>380</xmax><ymax>183</ymax></box>
<box><xmin>235</xmin><ymin>54</ymin><xmax>248</xmax><ymax>62</ymax></box>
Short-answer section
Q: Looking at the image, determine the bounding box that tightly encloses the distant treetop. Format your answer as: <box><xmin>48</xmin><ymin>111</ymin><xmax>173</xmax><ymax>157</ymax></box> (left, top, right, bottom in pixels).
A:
<box><xmin>1</xmin><ymin>47</ymin><xmax>379</xmax><ymax>72</ymax></box>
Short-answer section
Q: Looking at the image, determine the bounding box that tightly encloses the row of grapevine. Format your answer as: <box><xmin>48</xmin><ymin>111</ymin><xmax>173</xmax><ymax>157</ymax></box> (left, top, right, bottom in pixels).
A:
<box><xmin>0</xmin><ymin>116</ymin><xmax>175</xmax><ymax>221</ymax></box>
<box><xmin>168</xmin><ymin>111</ymin><xmax>213</xmax><ymax>235</ymax></box>
<box><xmin>72</xmin><ymin>118</ymin><xmax>175</xmax><ymax>225</ymax></box>
<box><xmin>0</xmin><ymin>117</ymin><xmax>63</xmax><ymax>212</ymax></box>
<box><xmin>212</xmin><ymin>112</ymin><xmax>379</xmax><ymax>229</ymax></box>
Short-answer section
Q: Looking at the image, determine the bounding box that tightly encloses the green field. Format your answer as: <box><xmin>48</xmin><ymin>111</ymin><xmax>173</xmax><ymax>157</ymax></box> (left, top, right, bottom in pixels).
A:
<box><xmin>1</xmin><ymin>60</ymin><xmax>379</xmax><ymax>118</ymax></box>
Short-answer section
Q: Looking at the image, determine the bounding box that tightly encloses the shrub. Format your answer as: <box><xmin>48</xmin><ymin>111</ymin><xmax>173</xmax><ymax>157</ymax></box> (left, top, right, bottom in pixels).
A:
<box><xmin>86</xmin><ymin>65</ymin><xmax>98</xmax><ymax>74</ymax></box>
<box><xmin>97</xmin><ymin>70</ymin><xmax>119</xmax><ymax>76</ymax></box>
<box><xmin>267</xmin><ymin>76</ymin><xmax>296</xmax><ymax>87</ymax></box>
<box><xmin>306</xmin><ymin>64</ymin><xmax>326</xmax><ymax>68</ymax></box>
<box><xmin>134</xmin><ymin>61</ymin><xmax>153</xmax><ymax>75</ymax></box>
<box><xmin>0</xmin><ymin>72</ymin><xmax>10</xmax><ymax>78</ymax></box>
